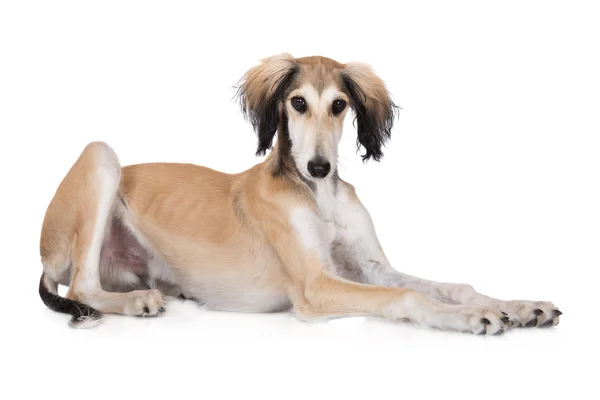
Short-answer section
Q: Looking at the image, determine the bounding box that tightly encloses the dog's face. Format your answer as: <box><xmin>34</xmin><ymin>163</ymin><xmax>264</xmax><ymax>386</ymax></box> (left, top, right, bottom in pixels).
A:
<box><xmin>237</xmin><ymin>54</ymin><xmax>397</xmax><ymax>180</ymax></box>
<box><xmin>284</xmin><ymin>62</ymin><xmax>351</xmax><ymax>179</ymax></box>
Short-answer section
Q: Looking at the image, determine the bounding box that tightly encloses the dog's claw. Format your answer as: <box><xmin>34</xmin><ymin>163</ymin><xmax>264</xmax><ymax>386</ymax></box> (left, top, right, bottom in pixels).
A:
<box><xmin>539</xmin><ymin>319</ymin><xmax>554</xmax><ymax>328</ymax></box>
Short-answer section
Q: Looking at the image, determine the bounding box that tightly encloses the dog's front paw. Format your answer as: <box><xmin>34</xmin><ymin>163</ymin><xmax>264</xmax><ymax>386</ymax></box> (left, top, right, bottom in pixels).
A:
<box><xmin>423</xmin><ymin>306</ymin><xmax>510</xmax><ymax>335</ymax></box>
<box><xmin>456</xmin><ymin>307</ymin><xmax>510</xmax><ymax>335</ymax></box>
<box><xmin>497</xmin><ymin>300</ymin><xmax>562</xmax><ymax>328</ymax></box>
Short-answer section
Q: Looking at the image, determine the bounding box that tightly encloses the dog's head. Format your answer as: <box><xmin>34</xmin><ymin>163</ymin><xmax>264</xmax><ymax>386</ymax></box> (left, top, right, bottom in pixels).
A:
<box><xmin>236</xmin><ymin>53</ymin><xmax>398</xmax><ymax>180</ymax></box>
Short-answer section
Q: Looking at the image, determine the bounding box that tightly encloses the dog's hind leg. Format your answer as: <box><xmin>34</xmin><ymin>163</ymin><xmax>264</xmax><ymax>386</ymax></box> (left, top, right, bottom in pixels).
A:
<box><xmin>39</xmin><ymin>141</ymin><xmax>164</xmax><ymax>327</ymax></box>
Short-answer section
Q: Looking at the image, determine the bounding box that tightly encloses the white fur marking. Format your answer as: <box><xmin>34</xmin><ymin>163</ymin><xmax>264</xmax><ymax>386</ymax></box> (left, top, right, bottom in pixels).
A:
<box><xmin>81</xmin><ymin>145</ymin><xmax>121</xmax><ymax>293</ymax></box>
<box><xmin>69</xmin><ymin>314</ymin><xmax>103</xmax><ymax>329</ymax></box>
<box><xmin>287</xmin><ymin>85</ymin><xmax>347</xmax><ymax>180</ymax></box>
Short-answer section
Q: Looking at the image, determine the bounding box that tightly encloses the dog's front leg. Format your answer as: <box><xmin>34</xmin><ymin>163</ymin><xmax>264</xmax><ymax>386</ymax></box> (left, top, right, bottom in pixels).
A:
<box><xmin>333</xmin><ymin>183</ymin><xmax>562</xmax><ymax>328</ymax></box>
<box><xmin>269</xmin><ymin>206</ymin><xmax>508</xmax><ymax>335</ymax></box>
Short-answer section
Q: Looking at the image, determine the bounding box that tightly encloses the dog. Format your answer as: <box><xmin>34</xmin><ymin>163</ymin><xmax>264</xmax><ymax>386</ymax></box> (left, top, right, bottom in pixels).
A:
<box><xmin>39</xmin><ymin>53</ymin><xmax>561</xmax><ymax>334</ymax></box>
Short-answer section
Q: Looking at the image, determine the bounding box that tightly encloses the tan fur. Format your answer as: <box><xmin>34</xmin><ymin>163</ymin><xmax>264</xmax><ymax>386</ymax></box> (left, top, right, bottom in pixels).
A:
<box><xmin>295</xmin><ymin>56</ymin><xmax>346</xmax><ymax>94</ymax></box>
<box><xmin>41</xmin><ymin>142</ymin><xmax>108</xmax><ymax>286</ymax></box>
<box><xmin>41</xmin><ymin>143</ymin><xmax>163</xmax><ymax>315</ymax></box>
<box><xmin>39</xmin><ymin>54</ymin><xmax>545</xmax><ymax>334</ymax></box>
<box><xmin>38</xmin><ymin>55</ymin><xmax>416</xmax><ymax>323</ymax></box>
<box><xmin>237</xmin><ymin>53</ymin><xmax>298</xmax><ymax>117</ymax></box>
<box><xmin>343</xmin><ymin>61</ymin><xmax>396</xmax><ymax>134</ymax></box>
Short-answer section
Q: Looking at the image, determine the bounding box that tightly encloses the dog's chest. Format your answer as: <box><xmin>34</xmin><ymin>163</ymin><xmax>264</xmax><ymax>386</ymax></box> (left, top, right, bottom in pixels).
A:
<box><xmin>314</xmin><ymin>180</ymin><xmax>346</xmax><ymax>243</ymax></box>
<box><xmin>314</xmin><ymin>180</ymin><xmax>338</xmax><ymax>222</ymax></box>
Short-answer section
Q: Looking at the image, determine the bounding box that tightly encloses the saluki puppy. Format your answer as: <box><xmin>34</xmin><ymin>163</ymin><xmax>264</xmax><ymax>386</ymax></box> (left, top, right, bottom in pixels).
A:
<box><xmin>39</xmin><ymin>53</ymin><xmax>561</xmax><ymax>334</ymax></box>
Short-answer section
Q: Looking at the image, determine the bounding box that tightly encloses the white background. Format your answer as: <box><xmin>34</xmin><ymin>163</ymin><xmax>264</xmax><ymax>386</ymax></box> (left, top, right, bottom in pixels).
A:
<box><xmin>1</xmin><ymin>1</ymin><xmax>598</xmax><ymax>399</ymax></box>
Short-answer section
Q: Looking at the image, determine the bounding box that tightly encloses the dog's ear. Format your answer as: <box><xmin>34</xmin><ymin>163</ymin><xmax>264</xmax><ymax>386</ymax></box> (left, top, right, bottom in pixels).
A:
<box><xmin>236</xmin><ymin>53</ymin><xmax>299</xmax><ymax>156</ymax></box>
<box><xmin>342</xmin><ymin>62</ymin><xmax>399</xmax><ymax>162</ymax></box>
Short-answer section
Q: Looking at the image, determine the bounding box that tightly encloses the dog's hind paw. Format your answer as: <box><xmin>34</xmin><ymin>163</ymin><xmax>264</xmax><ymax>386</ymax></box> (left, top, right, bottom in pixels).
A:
<box><xmin>124</xmin><ymin>289</ymin><xmax>165</xmax><ymax>317</ymax></box>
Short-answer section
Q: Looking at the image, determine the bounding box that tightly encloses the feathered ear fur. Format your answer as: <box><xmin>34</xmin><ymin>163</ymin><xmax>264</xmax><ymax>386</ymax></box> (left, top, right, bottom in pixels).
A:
<box><xmin>235</xmin><ymin>53</ymin><xmax>299</xmax><ymax>156</ymax></box>
<box><xmin>342</xmin><ymin>62</ymin><xmax>399</xmax><ymax>162</ymax></box>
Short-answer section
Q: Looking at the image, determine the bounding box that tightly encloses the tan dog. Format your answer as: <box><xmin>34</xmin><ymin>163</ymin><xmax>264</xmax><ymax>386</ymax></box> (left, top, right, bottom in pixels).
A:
<box><xmin>39</xmin><ymin>53</ymin><xmax>561</xmax><ymax>333</ymax></box>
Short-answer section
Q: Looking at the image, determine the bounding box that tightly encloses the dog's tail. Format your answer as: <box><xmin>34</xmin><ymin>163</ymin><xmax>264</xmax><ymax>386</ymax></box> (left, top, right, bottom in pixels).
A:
<box><xmin>39</xmin><ymin>273</ymin><xmax>103</xmax><ymax>329</ymax></box>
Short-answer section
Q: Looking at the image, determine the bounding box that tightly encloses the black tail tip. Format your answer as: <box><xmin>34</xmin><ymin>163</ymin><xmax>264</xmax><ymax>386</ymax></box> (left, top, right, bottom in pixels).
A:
<box><xmin>39</xmin><ymin>273</ymin><xmax>104</xmax><ymax>328</ymax></box>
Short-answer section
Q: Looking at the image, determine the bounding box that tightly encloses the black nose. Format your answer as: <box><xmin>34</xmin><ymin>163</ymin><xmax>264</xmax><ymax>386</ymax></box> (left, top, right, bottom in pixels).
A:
<box><xmin>307</xmin><ymin>158</ymin><xmax>331</xmax><ymax>179</ymax></box>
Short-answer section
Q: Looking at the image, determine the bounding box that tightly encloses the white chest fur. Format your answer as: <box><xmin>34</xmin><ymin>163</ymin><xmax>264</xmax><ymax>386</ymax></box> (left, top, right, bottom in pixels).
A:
<box><xmin>290</xmin><ymin>178</ymin><xmax>352</xmax><ymax>262</ymax></box>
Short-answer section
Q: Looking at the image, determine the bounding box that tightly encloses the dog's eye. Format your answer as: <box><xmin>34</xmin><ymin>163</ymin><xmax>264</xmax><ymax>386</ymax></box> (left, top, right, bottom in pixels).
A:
<box><xmin>291</xmin><ymin>96</ymin><xmax>306</xmax><ymax>112</ymax></box>
<box><xmin>332</xmin><ymin>99</ymin><xmax>347</xmax><ymax>115</ymax></box>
